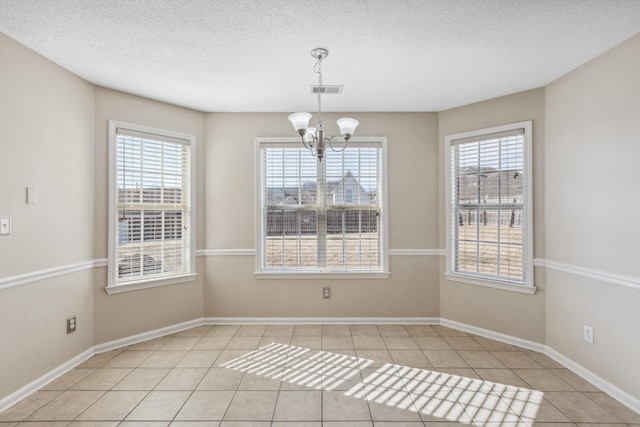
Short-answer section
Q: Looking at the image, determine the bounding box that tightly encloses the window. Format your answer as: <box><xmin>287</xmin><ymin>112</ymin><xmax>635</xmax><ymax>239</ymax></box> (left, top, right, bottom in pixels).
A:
<box><xmin>445</xmin><ymin>121</ymin><xmax>534</xmax><ymax>292</ymax></box>
<box><xmin>108</xmin><ymin>121</ymin><xmax>196</xmax><ymax>292</ymax></box>
<box><xmin>256</xmin><ymin>137</ymin><xmax>388</xmax><ymax>277</ymax></box>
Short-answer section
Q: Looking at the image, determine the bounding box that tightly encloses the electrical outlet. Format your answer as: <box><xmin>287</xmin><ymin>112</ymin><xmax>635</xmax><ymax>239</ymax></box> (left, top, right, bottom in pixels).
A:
<box><xmin>67</xmin><ymin>316</ymin><xmax>77</xmax><ymax>334</ymax></box>
<box><xmin>583</xmin><ymin>325</ymin><xmax>594</xmax><ymax>344</ymax></box>
<box><xmin>323</xmin><ymin>287</ymin><xmax>331</xmax><ymax>299</ymax></box>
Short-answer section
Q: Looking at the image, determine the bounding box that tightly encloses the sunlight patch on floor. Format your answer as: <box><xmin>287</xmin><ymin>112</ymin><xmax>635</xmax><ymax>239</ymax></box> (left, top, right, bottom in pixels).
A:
<box><xmin>222</xmin><ymin>342</ymin><xmax>543</xmax><ymax>426</ymax></box>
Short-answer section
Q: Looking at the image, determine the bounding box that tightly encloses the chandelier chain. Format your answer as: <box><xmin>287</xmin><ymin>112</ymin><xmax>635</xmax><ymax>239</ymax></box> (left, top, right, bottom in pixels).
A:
<box><xmin>314</xmin><ymin>55</ymin><xmax>323</xmax><ymax>127</ymax></box>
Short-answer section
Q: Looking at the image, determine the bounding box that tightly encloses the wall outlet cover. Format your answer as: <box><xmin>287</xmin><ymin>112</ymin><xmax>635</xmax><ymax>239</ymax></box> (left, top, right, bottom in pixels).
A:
<box><xmin>583</xmin><ymin>325</ymin><xmax>594</xmax><ymax>344</ymax></box>
<box><xmin>67</xmin><ymin>316</ymin><xmax>77</xmax><ymax>334</ymax></box>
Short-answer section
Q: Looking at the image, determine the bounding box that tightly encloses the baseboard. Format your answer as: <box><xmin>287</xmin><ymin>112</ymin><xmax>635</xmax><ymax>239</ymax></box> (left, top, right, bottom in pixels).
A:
<box><xmin>439</xmin><ymin>318</ymin><xmax>546</xmax><ymax>352</ymax></box>
<box><xmin>544</xmin><ymin>346</ymin><xmax>640</xmax><ymax>415</ymax></box>
<box><xmin>94</xmin><ymin>318</ymin><xmax>205</xmax><ymax>353</ymax></box>
<box><xmin>440</xmin><ymin>318</ymin><xmax>639</xmax><ymax>414</ymax></box>
<box><xmin>2</xmin><ymin>316</ymin><xmax>639</xmax><ymax>417</ymax></box>
<box><xmin>0</xmin><ymin>347</ymin><xmax>94</xmax><ymax>413</ymax></box>
<box><xmin>203</xmin><ymin>317</ymin><xmax>440</xmax><ymax>325</ymax></box>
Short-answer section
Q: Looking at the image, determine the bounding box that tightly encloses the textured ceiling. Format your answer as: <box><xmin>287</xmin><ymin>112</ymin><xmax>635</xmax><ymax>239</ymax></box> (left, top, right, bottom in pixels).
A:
<box><xmin>1</xmin><ymin>0</ymin><xmax>640</xmax><ymax>112</ymax></box>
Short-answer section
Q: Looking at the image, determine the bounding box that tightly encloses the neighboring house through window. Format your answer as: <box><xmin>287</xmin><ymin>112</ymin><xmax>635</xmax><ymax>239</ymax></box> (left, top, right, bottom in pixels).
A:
<box><xmin>256</xmin><ymin>137</ymin><xmax>388</xmax><ymax>277</ymax></box>
<box><xmin>445</xmin><ymin>121</ymin><xmax>534</xmax><ymax>292</ymax></box>
<box><xmin>108</xmin><ymin>121</ymin><xmax>196</xmax><ymax>292</ymax></box>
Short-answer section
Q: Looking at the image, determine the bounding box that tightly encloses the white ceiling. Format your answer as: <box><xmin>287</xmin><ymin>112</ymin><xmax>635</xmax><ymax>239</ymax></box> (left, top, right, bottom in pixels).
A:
<box><xmin>1</xmin><ymin>0</ymin><xmax>639</xmax><ymax>113</ymax></box>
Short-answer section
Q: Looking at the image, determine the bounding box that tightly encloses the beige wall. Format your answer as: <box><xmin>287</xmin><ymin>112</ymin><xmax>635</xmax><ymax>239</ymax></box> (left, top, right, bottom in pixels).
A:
<box><xmin>544</xmin><ymin>34</ymin><xmax>640</xmax><ymax>399</ymax></box>
<box><xmin>0</xmin><ymin>33</ymin><xmax>95</xmax><ymax>398</ymax></box>
<box><xmin>0</xmin><ymin>33</ymin><xmax>95</xmax><ymax>276</ymax></box>
<box><xmin>0</xmin><ymin>271</ymin><xmax>94</xmax><ymax>398</ymax></box>
<box><xmin>437</xmin><ymin>89</ymin><xmax>547</xmax><ymax>343</ymax></box>
<box><xmin>205</xmin><ymin>256</ymin><xmax>439</xmax><ymax>318</ymax></box>
<box><xmin>0</xmin><ymin>35</ymin><xmax>208</xmax><ymax>401</ymax></box>
<box><xmin>92</xmin><ymin>87</ymin><xmax>206</xmax><ymax>344</ymax></box>
<box><xmin>203</xmin><ymin>112</ymin><xmax>441</xmax><ymax>318</ymax></box>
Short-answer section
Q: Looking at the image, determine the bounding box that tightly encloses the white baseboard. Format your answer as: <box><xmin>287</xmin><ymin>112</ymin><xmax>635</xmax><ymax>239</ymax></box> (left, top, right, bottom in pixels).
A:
<box><xmin>439</xmin><ymin>318</ymin><xmax>639</xmax><ymax>415</ymax></box>
<box><xmin>439</xmin><ymin>318</ymin><xmax>546</xmax><ymax>352</ymax></box>
<box><xmin>2</xmin><ymin>316</ymin><xmax>638</xmax><ymax>417</ymax></box>
<box><xmin>544</xmin><ymin>346</ymin><xmax>640</xmax><ymax>415</ymax></box>
<box><xmin>0</xmin><ymin>318</ymin><xmax>205</xmax><ymax>413</ymax></box>
<box><xmin>204</xmin><ymin>317</ymin><xmax>439</xmax><ymax>325</ymax></box>
<box><xmin>0</xmin><ymin>347</ymin><xmax>95</xmax><ymax>413</ymax></box>
<box><xmin>94</xmin><ymin>318</ymin><xmax>205</xmax><ymax>353</ymax></box>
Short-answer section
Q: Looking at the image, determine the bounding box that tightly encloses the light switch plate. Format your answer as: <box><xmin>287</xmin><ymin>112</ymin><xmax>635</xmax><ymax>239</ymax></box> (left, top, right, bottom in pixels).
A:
<box><xmin>27</xmin><ymin>187</ymin><xmax>38</xmax><ymax>205</ymax></box>
<box><xmin>0</xmin><ymin>217</ymin><xmax>10</xmax><ymax>235</ymax></box>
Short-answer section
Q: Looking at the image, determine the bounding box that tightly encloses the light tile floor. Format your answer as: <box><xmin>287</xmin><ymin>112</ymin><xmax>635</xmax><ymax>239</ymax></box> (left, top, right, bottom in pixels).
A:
<box><xmin>2</xmin><ymin>324</ymin><xmax>639</xmax><ymax>426</ymax></box>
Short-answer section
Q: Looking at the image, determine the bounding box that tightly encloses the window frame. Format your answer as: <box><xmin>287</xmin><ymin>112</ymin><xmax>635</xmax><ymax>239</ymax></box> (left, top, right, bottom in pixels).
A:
<box><xmin>255</xmin><ymin>137</ymin><xmax>389</xmax><ymax>279</ymax></box>
<box><xmin>444</xmin><ymin>121</ymin><xmax>535</xmax><ymax>294</ymax></box>
<box><xmin>107</xmin><ymin>120</ymin><xmax>197</xmax><ymax>294</ymax></box>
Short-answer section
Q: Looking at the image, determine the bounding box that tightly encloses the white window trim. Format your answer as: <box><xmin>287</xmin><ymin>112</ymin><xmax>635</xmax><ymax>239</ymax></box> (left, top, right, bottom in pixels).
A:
<box><xmin>107</xmin><ymin>120</ymin><xmax>197</xmax><ymax>293</ymax></box>
<box><xmin>444</xmin><ymin>121</ymin><xmax>535</xmax><ymax>293</ymax></box>
<box><xmin>255</xmin><ymin>271</ymin><xmax>390</xmax><ymax>280</ymax></box>
<box><xmin>254</xmin><ymin>137</ymin><xmax>389</xmax><ymax>278</ymax></box>
<box><xmin>105</xmin><ymin>273</ymin><xmax>198</xmax><ymax>294</ymax></box>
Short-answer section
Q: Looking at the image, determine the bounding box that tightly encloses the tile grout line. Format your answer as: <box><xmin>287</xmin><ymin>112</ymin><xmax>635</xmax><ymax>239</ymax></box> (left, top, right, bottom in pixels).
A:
<box><xmin>169</xmin><ymin>328</ymin><xmax>214</xmax><ymax>424</ymax></box>
<box><xmin>583</xmin><ymin>391</ymin><xmax>627</xmax><ymax>424</ymax></box>
<box><xmin>118</xmin><ymin>333</ymin><xmax>191</xmax><ymax>424</ymax></box>
<box><xmin>218</xmin><ymin>325</ymin><xmax>258</xmax><ymax>424</ymax></box>
<box><xmin>23</xmin><ymin>351</ymin><xmax>127</xmax><ymax>424</ymax></box>
<box><xmin>268</xmin><ymin>333</ymin><xmax>285</xmax><ymax>425</ymax></box>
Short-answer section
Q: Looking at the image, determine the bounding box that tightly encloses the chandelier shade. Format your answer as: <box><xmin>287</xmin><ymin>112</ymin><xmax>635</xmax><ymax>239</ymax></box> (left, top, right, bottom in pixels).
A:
<box><xmin>337</xmin><ymin>117</ymin><xmax>359</xmax><ymax>137</ymax></box>
<box><xmin>288</xmin><ymin>112</ymin><xmax>312</xmax><ymax>134</ymax></box>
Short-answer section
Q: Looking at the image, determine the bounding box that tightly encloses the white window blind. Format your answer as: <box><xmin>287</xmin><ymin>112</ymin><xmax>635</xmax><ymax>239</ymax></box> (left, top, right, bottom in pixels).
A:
<box><xmin>110</xmin><ymin>123</ymin><xmax>194</xmax><ymax>287</ymax></box>
<box><xmin>448</xmin><ymin>124</ymin><xmax>532</xmax><ymax>286</ymax></box>
<box><xmin>259</xmin><ymin>141</ymin><xmax>384</xmax><ymax>272</ymax></box>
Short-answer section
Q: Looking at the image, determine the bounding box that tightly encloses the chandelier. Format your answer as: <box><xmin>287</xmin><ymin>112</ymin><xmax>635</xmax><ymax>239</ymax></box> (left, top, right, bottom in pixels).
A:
<box><xmin>288</xmin><ymin>48</ymin><xmax>359</xmax><ymax>162</ymax></box>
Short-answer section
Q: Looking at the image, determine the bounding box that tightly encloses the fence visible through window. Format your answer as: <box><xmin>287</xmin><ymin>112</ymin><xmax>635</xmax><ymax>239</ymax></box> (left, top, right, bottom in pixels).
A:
<box><xmin>260</xmin><ymin>142</ymin><xmax>383</xmax><ymax>272</ymax></box>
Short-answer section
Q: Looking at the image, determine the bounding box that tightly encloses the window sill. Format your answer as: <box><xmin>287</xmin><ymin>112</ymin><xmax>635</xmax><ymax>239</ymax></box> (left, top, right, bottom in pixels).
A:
<box><xmin>105</xmin><ymin>273</ymin><xmax>197</xmax><ymax>294</ymax></box>
<box><xmin>444</xmin><ymin>272</ymin><xmax>536</xmax><ymax>294</ymax></box>
<box><xmin>255</xmin><ymin>271</ymin><xmax>390</xmax><ymax>280</ymax></box>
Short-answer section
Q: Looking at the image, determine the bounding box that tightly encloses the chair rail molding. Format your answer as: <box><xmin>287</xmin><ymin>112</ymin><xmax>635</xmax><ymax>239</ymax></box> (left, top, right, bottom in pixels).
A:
<box><xmin>0</xmin><ymin>259</ymin><xmax>107</xmax><ymax>291</ymax></box>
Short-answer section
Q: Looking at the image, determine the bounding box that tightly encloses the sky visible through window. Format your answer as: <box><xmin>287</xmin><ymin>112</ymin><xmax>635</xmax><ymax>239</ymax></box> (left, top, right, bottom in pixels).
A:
<box><xmin>265</xmin><ymin>146</ymin><xmax>379</xmax><ymax>193</ymax></box>
<box><xmin>456</xmin><ymin>136</ymin><xmax>524</xmax><ymax>171</ymax></box>
<box><xmin>118</xmin><ymin>135</ymin><xmax>185</xmax><ymax>191</ymax></box>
